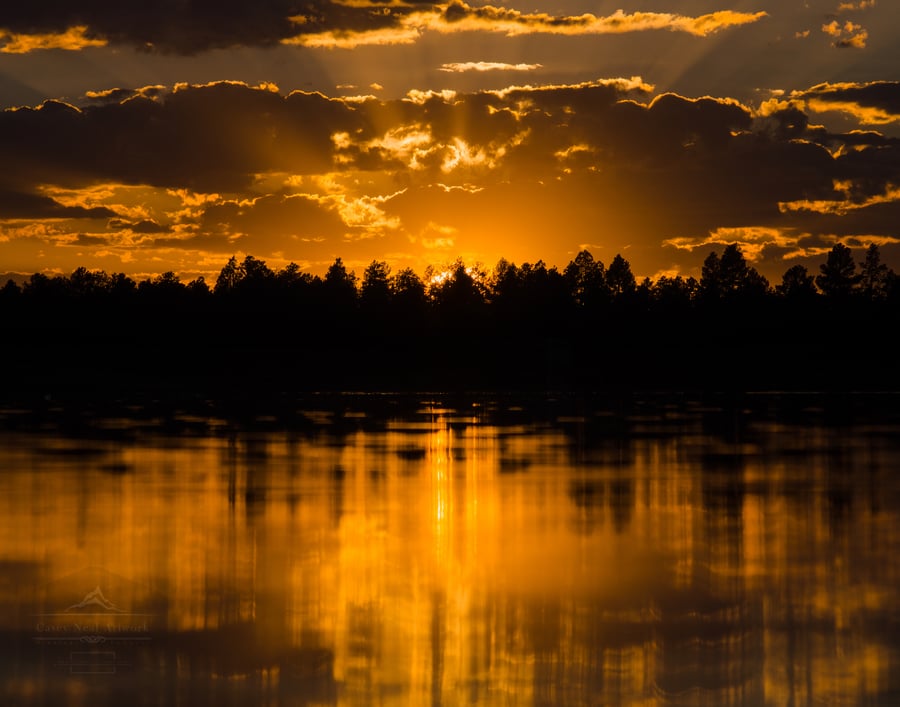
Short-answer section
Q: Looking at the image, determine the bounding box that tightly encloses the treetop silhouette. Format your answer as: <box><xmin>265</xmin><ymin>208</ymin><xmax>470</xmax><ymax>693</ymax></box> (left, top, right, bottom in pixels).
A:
<box><xmin>0</xmin><ymin>242</ymin><xmax>897</xmax><ymax>394</ymax></box>
<box><xmin>3</xmin><ymin>243</ymin><xmax>897</xmax><ymax>311</ymax></box>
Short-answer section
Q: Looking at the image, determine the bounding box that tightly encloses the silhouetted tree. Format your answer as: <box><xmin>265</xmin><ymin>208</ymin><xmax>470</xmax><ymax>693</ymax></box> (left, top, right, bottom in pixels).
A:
<box><xmin>108</xmin><ymin>272</ymin><xmax>137</xmax><ymax>298</ymax></box>
<box><xmin>393</xmin><ymin>267</ymin><xmax>425</xmax><ymax>296</ymax></box>
<box><xmin>5</xmin><ymin>243</ymin><xmax>900</xmax><ymax>397</ymax></box>
<box><xmin>859</xmin><ymin>244</ymin><xmax>892</xmax><ymax>301</ymax></box>
<box><xmin>22</xmin><ymin>272</ymin><xmax>68</xmax><ymax>301</ymax></box>
<box><xmin>275</xmin><ymin>262</ymin><xmax>316</xmax><ymax>296</ymax></box>
<box><xmin>0</xmin><ymin>279</ymin><xmax>20</xmax><ymax>307</ymax></box>
<box><xmin>214</xmin><ymin>256</ymin><xmax>242</xmax><ymax>294</ymax></box>
<box><xmin>816</xmin><ymin>243</ymin><xmax>860</xmax><ymax>299</ymax></box>
<box><xmin>887</xmin><ymin>271</ymin><xmax>900</xmax><ymax>304</ymax></box>
<box><xmin>652</xmin><ymin>275</ymin><xmax>698</xmax><ymax>311</ymax></box>
<box><xmin>489</xmin><ymin>258</ymin><xmax>520</xmax><ymax>304</ymax></box>
<box><xmin>606</xmin><ymin>254</ymin><xmax>637</xmax><ymax>300</ymax></box>
<box><xmin>324</xmin><ymin>257</ymin><xmax>356</xmax><ymax>289</ymax></box>
<box><xmin>360</xmin><ymin>260</ymin><xmax>392</xmax><ymax>312</ymax></box>
<box><xmin>776</xmin><ymin>264</ymin><xmax>817</xmax><ymax>300</ymax></box>
<box><xmin>490</xmin><ymin>259</ymin><xmax>569</xmax><ymax>325</ymax></box>
<box><xmin>700</xmin><ymin>251</ymin><xmax>721</xmax><ymax>300</ymax></box>
<box><xmin>238</xmin><ymin>255</ymin><xmax>275</xmax><ymax>294</ymax></box>
<box><xmin>564</xmin><ymin>249</ymin><xmax>607</xmax><ymax>308</ymax></box>
<box><xmin>430</xmin><ymin>258</ymin><xmax>486</xmax><ymax>312</ymax></box>
<box><xmin>186</xmin><ymin>276</ymin><xmax>211</xmax><ymax>297</ymax></box>
<box><xmin>147</xmin><ymin>271</ymin><xmax>182</xmax><ymax>289</ymax></box>
<box><xmin>68</xmin><ymin>266</ymin><xmax>111</xmax><ymax>297</ymax></box>
<box><xmin>700</xmin><ymin>244</ymin><xmax>769</xmax><ymax>302</ymax></box>
<box><xmin>322</xmin><ymin>257</ymin><xmax>358</xmax><ymax>316</ymax></box>
<box><xmin>637</xmin><ymin>276</ymin><xmax>653</xmax><ymax>301</ymax></box>
<box><xmin>276</xmin><ymin>262</ymin><xmax>302</xmax><ymax>285</ymax></box>
<box><xmin>137</xmin><ymin>271</ymin><xmax>187</xmax><ymax>305</ymax></box>
<box><xmin>392</xmin><ymin>267</ymin><xmax>427</xmax><ymax>316</ymax></box>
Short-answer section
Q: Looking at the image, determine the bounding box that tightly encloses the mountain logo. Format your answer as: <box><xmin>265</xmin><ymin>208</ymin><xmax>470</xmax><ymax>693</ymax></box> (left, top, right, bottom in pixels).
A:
<box><xmin>65</xmin><ymin>586</ymin><xmax>125</xmax><ymax>613</ymax></box>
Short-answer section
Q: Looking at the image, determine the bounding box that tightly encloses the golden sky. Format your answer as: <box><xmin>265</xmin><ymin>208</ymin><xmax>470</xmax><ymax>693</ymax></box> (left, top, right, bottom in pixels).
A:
<box><xmin>1</xmin><ymin>1</ymin><xmax>899</xmax><ymax>282</ymax></box>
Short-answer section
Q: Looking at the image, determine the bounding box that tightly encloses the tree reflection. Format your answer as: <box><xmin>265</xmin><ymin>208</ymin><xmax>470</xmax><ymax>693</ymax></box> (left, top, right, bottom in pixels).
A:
<box><xmin>0</xmin><ymin>395</ymin><xmax>898</xmax><ymax>705</ymax></box>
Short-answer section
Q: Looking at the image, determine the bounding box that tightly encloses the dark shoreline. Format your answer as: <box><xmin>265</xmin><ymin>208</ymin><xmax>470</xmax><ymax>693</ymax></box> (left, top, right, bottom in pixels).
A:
<box><xmin>4</xmin><ymin>244</ymin><xmax>898</xmax><ymax>400</ymax></box>
<box><xmin>2</xmin><ymin>324</ymin><xmax>897</xmax><ymax>402</ymax></box>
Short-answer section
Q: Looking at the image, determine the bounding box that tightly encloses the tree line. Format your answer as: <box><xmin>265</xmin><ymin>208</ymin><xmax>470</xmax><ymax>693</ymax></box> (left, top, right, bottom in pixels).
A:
<box><xmin>0</xmin><ymin>243</ymin><xmax>897</xmax><ymax>395</ymax></box>
<box><xmin>1</xmin><ymin>242</ymin><xmax>897</xmax><ymax>311</ymax></box>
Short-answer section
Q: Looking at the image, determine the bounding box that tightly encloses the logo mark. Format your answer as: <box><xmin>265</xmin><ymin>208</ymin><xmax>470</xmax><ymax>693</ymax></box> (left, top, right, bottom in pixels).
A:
<box><xmin>65</xmin><ymin>586</ymin><xmax>125</xmax><ymax>614</ymax></box>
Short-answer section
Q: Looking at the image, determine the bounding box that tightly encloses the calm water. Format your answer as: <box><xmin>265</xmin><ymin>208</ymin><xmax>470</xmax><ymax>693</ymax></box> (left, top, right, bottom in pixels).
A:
<box><xmin>0</xmin><ymin>394</ymin><xmax>898</xmax><ymax>706</ymax></box>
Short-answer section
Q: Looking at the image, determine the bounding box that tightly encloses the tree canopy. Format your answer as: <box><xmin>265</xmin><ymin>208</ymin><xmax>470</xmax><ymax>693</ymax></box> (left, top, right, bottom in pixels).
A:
<box><xmin>1</xmin><ymin>242</ymin><xmax>898</xmax><ymax>394</ymax></box>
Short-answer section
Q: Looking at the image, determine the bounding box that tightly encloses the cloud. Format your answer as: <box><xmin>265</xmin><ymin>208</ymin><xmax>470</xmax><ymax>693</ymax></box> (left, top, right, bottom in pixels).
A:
<box><xmin>286</xmin><ymin>24</ymin><xmax>421</xmax><ymax>49</ymax></box>
<box><xmin>433</xmin><ymin>3</ymin><xmax>767</xmax><ymax>39</ymax></box>
<box><xmin>793</xmin><ymin>81</ymin><xmax>900</xmax><ymax>124</ymax></box>
<box><xmin>664</xmin><ymin>226</ymin><xmax>798</xmax><ymax>261</ymax></box>
<box><xmin>2</xmin><ymin>76</ymin><xmax>900</xmax><ymax>281</ymax></box>
<box><xmin>0</xmin><ymin>81</ymin><xmax>358</xmax><ymax>192</ymax></box>
<box><xmin>188</xmin><ymin>191</ymin><xmax>384</xmax><ymax>252</ymax></box>
<box><xmin>0</xmin><ymin>2</ymin><xmax>432</xmax><ymax>53</ymax></box>
<box><xmin>0</xmin><ymin>2</ymin><xmax>769</xmax><ymax>55</ymax></box>
<box><xmin>439</xmin><ymin>62</ymin><xmax>541</xmax><ymax>73</ymax></box>
<box><xmin>0</xmin><ymin>25</ymin><xmax>106</xmax><ymax>53</ymax></box>
<box><xmin>0</xmin><ymin>2</ymin><xmax>314</xmax><ymax>54</ymax></box>
<box><xmin>0</xmin><ymin>189</ymin><xmax>116</xmax><ymax>219</ymax></box>
<box><xmin>283</xmin><ymin>2</ymin><xmax>768</xmax><ymax>49</ymax></box>
<box><xmin>108</xmin><ymin>218</ymin><xmax>171</xmax><ymax>234</ymax></box>
<box><xmin>83</xmin><ymin>85</ymin><xmax>166</xmax><ymax>104</ymax></box>
<box><xmin>821</xmin><ymin>19</ymin><xmax>868</xmax><ymax>48</ymax></box>
<box><xmin>834</xmin><ymin>31</ymin><xmax>868</xmax><ymax>49</ymax></box>
<box><xmin>837</xmin><ymin>1</ymin><xmax>876</xmax><ymax>12</ymax></box>
<box><xmin>70</xmin><ymin>233</ymin><xmax>110</xmax><ymax>247</ymax></box>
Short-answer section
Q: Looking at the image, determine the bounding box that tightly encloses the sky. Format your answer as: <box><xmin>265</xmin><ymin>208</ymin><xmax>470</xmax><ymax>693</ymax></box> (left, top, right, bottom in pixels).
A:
<box><xmin>1</xmin><ymin>0</ymin><xmax>899</xmax><ymax>283</ymax></box>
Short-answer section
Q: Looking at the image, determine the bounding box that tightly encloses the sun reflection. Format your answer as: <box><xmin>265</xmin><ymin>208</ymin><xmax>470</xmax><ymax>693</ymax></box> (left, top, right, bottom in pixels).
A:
<box><xmin>0</xmin><ymin>402</ymin><xmax>898</xmax><ymax>705</ymax></box>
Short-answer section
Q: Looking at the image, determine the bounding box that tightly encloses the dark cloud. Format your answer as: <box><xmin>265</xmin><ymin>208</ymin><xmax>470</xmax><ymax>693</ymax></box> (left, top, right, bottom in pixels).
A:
<box><xmin>83</xmin><ymin>85</ymin><xmax>166</xmax><ymax>104</ymax></box>
<box><xmin>0</xmin><ymin>82</ymin><xmax>358</xmax><ymax>192</ymax></box>
<box><xmin>795</xmin><ymin>81</ymin><xmax>900</xmax><ymax>123</ymax></box>
<box><xmin>805</xmin><ymin>81</ymin><xmax>900</xmax><ymax>112</ymax></box>
<box><xmin>108</xmin><ymin>218</ymin><xmax>171</xmax><ymax>234</ymax></box>
<box><xmin>70</xmin><ymin>233</ymin><xmax>108</xmax><ymax>246</ymax></box>
<box><xmin>1</xmin><ymin>77</ymin><xmax>899</xmax><ymax>280</ymax></box>
<box><xmin>0</xmin><ymin>1</ymin><xmax>432</xmax><ymax>54</ymax></box>
<box><xmin>0</xmin><ymin>2</ymin><xmax>771</xmax><ymax>54</ymax></box>
<box><xmin>196</xmin><ymin>193</ymin><xmax>346</xmax><ymax>247</ymax></box>
<box><xmin>0</xmin><ymin>188</ymin><xmax>115</xmax><ymax>218</ymax></box>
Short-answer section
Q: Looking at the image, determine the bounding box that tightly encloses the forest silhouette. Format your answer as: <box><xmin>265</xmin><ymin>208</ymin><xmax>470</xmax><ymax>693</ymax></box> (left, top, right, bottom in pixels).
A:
<box><xmin>1</xmin><ymin>243</ymin><xmax>898</xmax><ymax>396</ymax></box>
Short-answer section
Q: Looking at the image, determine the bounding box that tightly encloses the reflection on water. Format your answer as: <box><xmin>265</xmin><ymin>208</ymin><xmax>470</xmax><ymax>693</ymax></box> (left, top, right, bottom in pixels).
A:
<box><xmin>0</xmin><ymin>394</ymin><xmax>898</xmax><ymax>706</ymax></box>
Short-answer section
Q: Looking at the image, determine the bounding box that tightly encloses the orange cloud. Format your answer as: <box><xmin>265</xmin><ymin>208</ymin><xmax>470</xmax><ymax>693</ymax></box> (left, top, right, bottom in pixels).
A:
<box><xmin>794</xmin><ymin>82</ymin><xmax>900</xmax><ymax>124</ymax></box>
<box><xmin>283</xmin><ymin>24</ymin><xmax>420</xmax><ymax>48</ymax></box>
<box><xmin>837</xmin><ymin>1</ymin><xmax>876</xmax><ymax>11</ymax></box>
<box><xmin>4</xmin><ymin>78</ymin><xmax>900</xmax><ymax>282</ymax></box>
<box><xmin>665</xmin><ymin>227</ymin><xmax>798</xmax><ymax>261</ymax></box>
<box><xmin>285</xmin><ymin>3</ymin><xmax>768</xmax><ymax>49</ymax></box>
<box><xmin>485</xmin><ymin>76</ymin><xmax>655</xmax><ymax>100</ymax></box>
<box><xmin>780</xmin><ymin>182</ymin><xmax>900</xmax><ymax>215</ymax></box>
<box><xmin>0</xmin><ymin>25</ymin><xmax>106</xmax><ymax>53</ymax></box>
<box><xmin>835</xmin><ymin>30</ymin><xmax>868</xmax><ymax>49</ymax></box>
<box><xmin>821</xmin><ymin>19</ymin><xmax>868</xmax><ymax>48</ymax></box>
<box><xmin>439</xmin><ymin>62</ymin><xmax>542</xmax><ymax>73</ymax></box>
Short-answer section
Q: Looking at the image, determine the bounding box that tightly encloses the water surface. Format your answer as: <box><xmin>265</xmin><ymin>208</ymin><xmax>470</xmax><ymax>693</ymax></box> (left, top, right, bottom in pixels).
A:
<box><xmin>0</xmin><ymin>394</ymin><xmax>898</xmax><ymax>705</ymax></box>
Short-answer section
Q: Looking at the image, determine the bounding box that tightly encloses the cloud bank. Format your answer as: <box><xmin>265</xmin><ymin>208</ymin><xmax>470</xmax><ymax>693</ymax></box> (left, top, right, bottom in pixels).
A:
<box><xmin>0</xmin><ymin>76</ymin><xmax>898</xmax><ymax>280</ymax></box>
<box><xmin>0</xmin><ymin>2</ymin><xmax>768</xmax><ymax>54</ymax></box>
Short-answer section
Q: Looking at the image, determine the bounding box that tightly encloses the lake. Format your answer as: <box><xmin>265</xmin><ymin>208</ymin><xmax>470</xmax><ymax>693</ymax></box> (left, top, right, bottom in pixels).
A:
<box><xmin>0</xmin><ymin>392</ymin><xmax>898</xmax><ymax>706</ymax></box>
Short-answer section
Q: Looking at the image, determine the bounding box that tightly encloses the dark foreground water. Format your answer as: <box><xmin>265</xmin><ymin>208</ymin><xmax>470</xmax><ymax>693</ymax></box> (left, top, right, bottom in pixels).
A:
<box><xmin>0</xmin><ymin>393</ymin><xmax>898</xmax><ymax>706</ymax></box>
